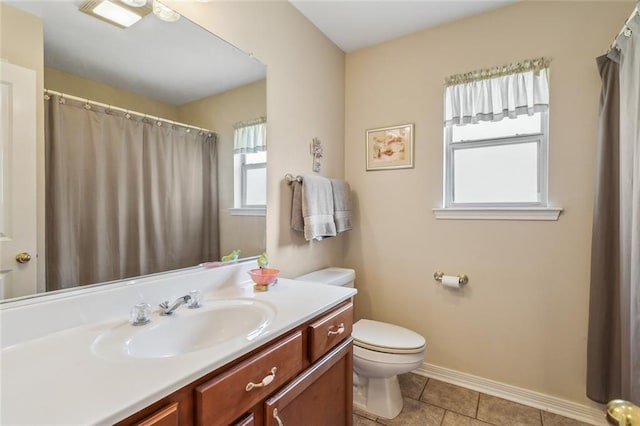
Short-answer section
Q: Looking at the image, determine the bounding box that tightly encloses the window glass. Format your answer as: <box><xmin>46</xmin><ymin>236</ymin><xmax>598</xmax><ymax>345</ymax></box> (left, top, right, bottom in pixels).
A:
<box><xmin>452</xmin><ymin>113</ymin><xmax>541</xmax><ymax>142</ymax></box>
<box><xmin>453</xmin><ymin>142</ymin><xmax>539</xmax><ymax>203</ymax></box>
<box><xmin>444</xmin><ymin>111</ymin><xmax>547</xmax><ymax>208</ymax></box>
<box><xmin>245</xmin><ymin>167</ymin><xmax>266</xmax><ymax>206</ymax></box>
<box><xmin>244</xmin><ymin>151</ymin><xmax>266</xmax><ymax>165</ymax></box>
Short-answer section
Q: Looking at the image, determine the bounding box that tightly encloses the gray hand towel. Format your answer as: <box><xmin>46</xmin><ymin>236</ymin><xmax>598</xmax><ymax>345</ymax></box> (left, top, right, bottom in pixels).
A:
<box><xmin>302</xmin><ymin>175</ymin><xmax>337</xmax><ymax>241</ymax></box>
<box><xmin>291</xmin><ymin>180</ymin><xmax>304</xmax><ymax>232</ymax></box>
<box><xmin>331</xmin><ymin>179</ymin><xmax>352</xmax><ymax>233</ymax></box>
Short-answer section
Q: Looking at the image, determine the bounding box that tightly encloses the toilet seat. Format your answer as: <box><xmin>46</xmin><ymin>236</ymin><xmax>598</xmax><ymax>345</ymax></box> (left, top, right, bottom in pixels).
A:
<box><xmin>352</xmin><ymin>319</ymin><xmax>426</xmax><ymax>355</ymax></box>
<box><xmin>353</xmin><ymin>344</ymin><xmax>425</xmax><ymax>365</ymax></box>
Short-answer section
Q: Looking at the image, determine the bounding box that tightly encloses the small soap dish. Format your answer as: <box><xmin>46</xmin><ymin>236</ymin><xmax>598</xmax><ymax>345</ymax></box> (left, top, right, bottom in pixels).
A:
<box><xmin>248</xmin><ymin>268</ymin><xmax>280</xmax><ymax>291</ymax></box>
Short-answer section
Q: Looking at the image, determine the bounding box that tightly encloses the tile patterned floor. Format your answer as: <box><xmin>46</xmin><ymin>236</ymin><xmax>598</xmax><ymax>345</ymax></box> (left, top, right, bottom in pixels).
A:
<box><xmin>353</xmin><ymin>374</ymin><xmax>594</xmax><ymax>426</ymax></box>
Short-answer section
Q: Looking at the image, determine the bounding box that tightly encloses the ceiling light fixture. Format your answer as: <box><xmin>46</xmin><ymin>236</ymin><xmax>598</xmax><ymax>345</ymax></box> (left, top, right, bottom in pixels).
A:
<box><xmin>152</xmin><ymin>0</ymin><xmax>180</xmax><ymax>22</ymax></box>
<box><xmin>121</xmin><ymin>0</ymin><xmax>147</xmax><ymax>7</ymax></box>
<box><xmin>79</xmin><ymin>0</ymin><xmax>152</xmax><ymax>29</ymax></box>
<box><xmin>93</xmin><ymin>0</ymin><xmax>141</xmax><ymax>27</ymax></box>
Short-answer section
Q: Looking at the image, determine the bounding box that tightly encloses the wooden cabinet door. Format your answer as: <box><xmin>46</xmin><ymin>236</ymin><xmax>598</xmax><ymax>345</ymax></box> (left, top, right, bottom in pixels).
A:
<box><xmin>264</xmin><ymin>338</ymin><xmax>353</xmax><ymax>426</ymax></box>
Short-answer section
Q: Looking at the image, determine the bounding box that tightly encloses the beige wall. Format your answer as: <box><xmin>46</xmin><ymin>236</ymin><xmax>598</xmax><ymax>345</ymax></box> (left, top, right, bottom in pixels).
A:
<box><xmin>179</xmin><ymin>80</ymin><xmax>267</xmax><ymax>258</ymax></box>
<box><xmin>44</xmin><ymin>67</ymin><xmax>180</xmax><ymax>120</ymax></box>
<box><xmin>1</xmin><ymin>4</ymin><xmax>42</xmax><ymax>71</ymax></box>
<box><xmin>168</xmin><ymin>1</ymin><xmax>347</xmax><ymax>276</ymax></box>
<box><xmin>1</xmin><ymin>3</ymin><xmax>46</xmax><ymax>293</ymax></box>
<box><xmin>344</xmin><ymin>1</ymin><xmax>631</xmax><ymax>407</ymax></box>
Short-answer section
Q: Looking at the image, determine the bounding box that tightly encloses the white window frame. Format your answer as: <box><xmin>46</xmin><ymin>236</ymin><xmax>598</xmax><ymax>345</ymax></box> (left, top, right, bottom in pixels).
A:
<box><xmin>230</xmin><ymin>151</ymin><xmax>266</xmax><ymax>217</ymax></box>
<box><xmin>434</xmin><ymin>111</ymin><xmax>562</xmax><ymax>220</ymax></box>
<box><xmin>230</xmin><ymin>118</ymin><xmax>267</xmax><ymax>217</ymax></box>
<box><xmin>240</xmin><ymin>152</ymin><xmax>266</xmax><ymax>208</ymax></box>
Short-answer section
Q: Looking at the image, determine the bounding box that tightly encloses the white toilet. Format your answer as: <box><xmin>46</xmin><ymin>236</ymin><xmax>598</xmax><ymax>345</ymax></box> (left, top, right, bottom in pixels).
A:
<box><xmin>295</xmin><ymin>267</ymin><xmax>426</xmax><ymax>419</ymax></box>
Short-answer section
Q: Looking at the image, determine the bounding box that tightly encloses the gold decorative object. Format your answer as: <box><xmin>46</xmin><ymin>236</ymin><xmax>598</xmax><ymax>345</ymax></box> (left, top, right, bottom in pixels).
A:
<box><xmin>607</xmin><ymin>400</ymin><xmax>640</xmax><ymax>425</ymax></box>
<box><xmin>444</xmin><ymin>57</ymin><xmax>551</xmax><ymax>86</ymax></box>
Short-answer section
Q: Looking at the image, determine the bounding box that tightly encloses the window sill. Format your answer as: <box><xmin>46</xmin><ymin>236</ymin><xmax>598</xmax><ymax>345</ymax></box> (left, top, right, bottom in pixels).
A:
<box><xmin>432</xmin><ymin>207</ymin><xmax>563</xmax><ymax>221</ymax></box>
<box><xmin>228</xmin><ymin>207</ymin><xmax>266</xmax><ymax>217</ymax></box>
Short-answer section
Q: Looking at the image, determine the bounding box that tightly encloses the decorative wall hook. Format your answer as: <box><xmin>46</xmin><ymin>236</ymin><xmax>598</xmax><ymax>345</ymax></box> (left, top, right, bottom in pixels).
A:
<box><xmin>310</xmin><ymin>137</ymin><xmax>323</xmax><ymax>173</ymax></box>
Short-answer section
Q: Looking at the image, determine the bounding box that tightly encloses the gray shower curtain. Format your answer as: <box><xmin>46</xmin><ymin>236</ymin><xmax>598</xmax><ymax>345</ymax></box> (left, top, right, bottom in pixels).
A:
<box><xmin>588</xmin><ymin>11</ymin><xmax>640</xmax><ymax>405</ymax></box>
<box><xmin>587</xmin><ymin>53</ymin><xmax>622</xmax><ymax>404</ymax></box>
<box><xmin>618</xmin><ymin>12</ymin><xmax>640</xmax><ymax>404</ymax></box>
<box><xmin>45</xmin><ymin>95</ymin><xmax>219</xmax><ymax>291</ymax></box>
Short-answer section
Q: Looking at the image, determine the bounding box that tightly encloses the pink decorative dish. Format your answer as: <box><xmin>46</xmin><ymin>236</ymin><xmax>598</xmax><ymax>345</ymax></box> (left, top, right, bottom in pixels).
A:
<box><xmin>248</xmin><ymin>268</ymin><xmax>280</xmax><ymax>285</ymax></box>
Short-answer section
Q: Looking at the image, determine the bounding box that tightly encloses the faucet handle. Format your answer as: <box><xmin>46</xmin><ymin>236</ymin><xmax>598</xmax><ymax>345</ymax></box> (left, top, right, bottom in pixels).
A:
<box><xmin>188</xmin><ymin>290</ymin><xmax>202</xmax><ymax>309</ymax></box>
<box><xmin>130</xmin><ymin>302</ymin><xmax>152</xmax><ymax>326</ymax></box>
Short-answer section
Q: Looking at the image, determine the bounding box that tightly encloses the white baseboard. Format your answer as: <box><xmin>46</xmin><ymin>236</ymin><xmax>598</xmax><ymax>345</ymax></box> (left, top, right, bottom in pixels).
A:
<box><xmin>414</xmin><ymin>362</ymin><xmax>607</xmax><ymax>426</ymax></box>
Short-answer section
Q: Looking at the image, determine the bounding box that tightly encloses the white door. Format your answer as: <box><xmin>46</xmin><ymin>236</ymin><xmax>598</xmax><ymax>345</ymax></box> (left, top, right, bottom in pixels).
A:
<box><xmin>0</xmin><ymin>61</ymin><xmax>37</xmax><ymax>299</ymax></box>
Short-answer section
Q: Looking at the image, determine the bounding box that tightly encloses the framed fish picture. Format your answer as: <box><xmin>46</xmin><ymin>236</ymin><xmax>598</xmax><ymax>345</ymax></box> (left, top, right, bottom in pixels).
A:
<box><xmin>365</xmin><ymin>123</ymin><xmax>414</xmax><ymax>171</ymax></box>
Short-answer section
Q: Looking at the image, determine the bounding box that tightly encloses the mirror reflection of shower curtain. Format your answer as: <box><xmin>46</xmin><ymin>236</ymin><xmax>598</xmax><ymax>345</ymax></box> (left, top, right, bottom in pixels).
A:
<box><xmin>44</xmin><ymin>95</ymin><xmax>219</xmax><ymax>291</ymax></box>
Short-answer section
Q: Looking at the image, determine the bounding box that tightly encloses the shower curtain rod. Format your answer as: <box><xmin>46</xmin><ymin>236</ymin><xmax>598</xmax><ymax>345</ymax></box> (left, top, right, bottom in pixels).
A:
<box><xmin>44</xmin><ymin>89</ymin><xmax>217</xmax><ymax>135</ymax></box>
<box><xmin>611</xmin><ymin>3</ymin><xmax>639</xmax><ymax>49</ymax></box>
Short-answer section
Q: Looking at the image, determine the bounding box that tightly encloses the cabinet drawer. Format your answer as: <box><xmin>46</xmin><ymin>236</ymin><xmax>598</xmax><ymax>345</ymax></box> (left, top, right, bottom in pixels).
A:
<box><xmin>134</xmin><ymin>403</ymin><xmax>179</xmax><ymax>426</ymax></box>
<box><xmin>196</xmin><ymin>331</ymin><xmax>303</xmax><ymax>426</ymax></box>
<box><xmin>233</xmin><ymin>413</ymin><xmax>254</xmax><ymax>426</ymax></box>
<box><xmin>308</xmin><ymin>302</ymin><xmax>353</xmax><ymax>363</ymax></box>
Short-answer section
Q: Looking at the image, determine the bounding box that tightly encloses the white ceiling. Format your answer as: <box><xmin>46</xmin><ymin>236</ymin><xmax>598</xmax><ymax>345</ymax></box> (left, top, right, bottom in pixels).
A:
<box><xmin>290</xmin><ymin>0</ymin><xmax>518</xmax><ymax>52</ymax></box>
<box><xmin>7</xmin><ymin>1</ymin><xmax>266</xmax><ymax>105</ymax></box>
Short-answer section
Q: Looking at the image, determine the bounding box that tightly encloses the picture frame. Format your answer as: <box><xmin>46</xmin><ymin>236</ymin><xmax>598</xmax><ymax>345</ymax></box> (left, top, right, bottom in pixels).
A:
<box><xmin>365</xmin><ymin>123</ymin><xmax>414</xmax><ymax>171</ymax></box>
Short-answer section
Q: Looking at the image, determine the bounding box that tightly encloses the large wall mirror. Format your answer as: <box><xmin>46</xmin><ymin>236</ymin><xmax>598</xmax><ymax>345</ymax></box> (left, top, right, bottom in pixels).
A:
<box><xmin>1</xmin><ymin>1</ymin><xmax>267</xmax><ymax>302</ymax></box>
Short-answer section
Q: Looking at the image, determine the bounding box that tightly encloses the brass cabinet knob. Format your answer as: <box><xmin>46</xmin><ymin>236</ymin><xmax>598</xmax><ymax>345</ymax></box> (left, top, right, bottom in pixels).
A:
<box><xmin>15</xmin><ymin>252</ymin><xmax>32</xmax><ymax>264</ymax></box>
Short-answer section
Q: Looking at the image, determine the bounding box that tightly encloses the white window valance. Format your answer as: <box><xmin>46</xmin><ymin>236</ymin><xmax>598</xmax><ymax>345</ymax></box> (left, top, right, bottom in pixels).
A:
<box><xmin>444</xmin><ymin>65</ymin><xmax>550</xmax><ymax>128</ymax></box>
<box><xmin>233</xmin><ymin>117</ymin><xmax>266</xmax><ymax>153</ymax></box>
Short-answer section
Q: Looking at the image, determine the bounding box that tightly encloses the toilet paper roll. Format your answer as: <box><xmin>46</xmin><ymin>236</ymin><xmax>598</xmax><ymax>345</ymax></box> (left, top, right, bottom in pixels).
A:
<box><xmin>441</xmin><ymin>275</ymin><xmax>462</xmax><ymax>289</ymax></box>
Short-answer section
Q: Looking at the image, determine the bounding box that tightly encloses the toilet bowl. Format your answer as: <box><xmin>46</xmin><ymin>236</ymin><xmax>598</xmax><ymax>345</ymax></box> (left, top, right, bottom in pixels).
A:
<box><xmin>295</xmin><ymin>268</ymin><xmax>426</xmax><ymax>419</ymax></box>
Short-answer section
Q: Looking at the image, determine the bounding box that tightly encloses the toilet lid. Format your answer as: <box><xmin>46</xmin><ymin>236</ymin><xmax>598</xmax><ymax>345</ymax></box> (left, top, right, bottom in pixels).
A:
<box><xmin>352</xmin><ymin>319</ymin><xmax>426</xmax><ymax>354</ymax></box>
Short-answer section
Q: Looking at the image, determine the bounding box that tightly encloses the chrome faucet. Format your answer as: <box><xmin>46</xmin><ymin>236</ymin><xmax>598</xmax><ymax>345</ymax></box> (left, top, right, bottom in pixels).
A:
<box><xmin>159</xmin><ymin>295</ymin><xmax>192</xmax><ymax>316</ymax></box>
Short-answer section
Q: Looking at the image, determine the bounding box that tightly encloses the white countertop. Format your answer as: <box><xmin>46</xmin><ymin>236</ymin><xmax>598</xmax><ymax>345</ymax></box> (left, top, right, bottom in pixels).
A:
<box><xmin>0</xmin><ymin>270</ymin><xmax>356</xmax><ymax>425</ymax></box>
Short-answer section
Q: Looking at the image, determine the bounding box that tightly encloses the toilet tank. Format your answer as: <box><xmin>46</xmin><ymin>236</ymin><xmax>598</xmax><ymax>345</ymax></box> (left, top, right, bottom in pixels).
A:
<box><xmin>295</xmin><ymin>267</ymin><xmax>356</xmax><ymax>288</ymax></box>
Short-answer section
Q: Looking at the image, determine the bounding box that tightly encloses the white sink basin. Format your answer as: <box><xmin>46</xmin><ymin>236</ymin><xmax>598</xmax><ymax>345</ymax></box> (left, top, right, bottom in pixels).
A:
<box><xmin>92</xmin><ymin>299</ymin><xmax>275</xmax><ymax>359</ymax></box>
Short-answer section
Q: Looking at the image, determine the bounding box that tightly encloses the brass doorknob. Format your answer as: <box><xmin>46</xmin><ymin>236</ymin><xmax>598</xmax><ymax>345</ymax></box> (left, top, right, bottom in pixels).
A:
<box><xmin>607</xmin><ymin>399</ymin><xmax>640</xmax><ymax>425</ymax></box>
<box><xmin>15</xmin><ymin>252</ymin><xmax>32</xmax><ymax>264</ymax></box>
